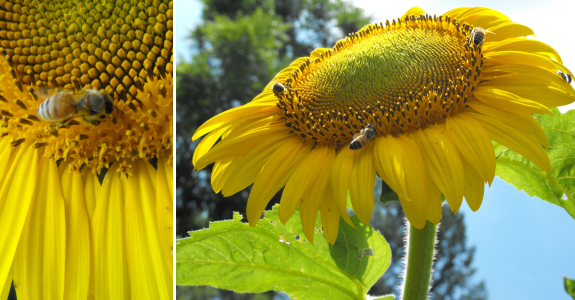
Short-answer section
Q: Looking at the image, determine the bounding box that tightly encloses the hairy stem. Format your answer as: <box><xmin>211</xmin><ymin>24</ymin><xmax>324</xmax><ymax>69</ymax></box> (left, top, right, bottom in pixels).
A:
<box><xmin>401</xmin><ymin>221</ymin><xmax>438</xmax><ymax>300</ymax></box>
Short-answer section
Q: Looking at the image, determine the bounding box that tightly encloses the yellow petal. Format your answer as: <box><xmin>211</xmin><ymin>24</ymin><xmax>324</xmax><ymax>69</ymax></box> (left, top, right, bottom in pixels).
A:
<box><xmin>349</xmin><ymin>143</ymin><xmax>376</xmax><ymax>225</ymax></box>
<box><xmin>398</xmin><ymin>196</ymin><xmax>425</xmax><ymax>230</ymax></box>
<box><xmin>486</xmin><ymin>22</ymin><xmax>534</xmax><ymax>41</ymax></box>
<box><xmin>221</xmin><ymin>133</ymin><xmax>286</xmax><ymax>196</ymax></box>
<box><xmin>299</xmin><ymin>148</ymin><xmax>335</xmax><ymax>244</ymax></box>
<box><xmin>0</xmin><ymin>268</ymin><xmax>11</xmax><ymax>300</ymax></box>
<box><xmin>13</xmin><ymin>156</ymin><xmax>66</xmax><ymax>300</ymax></box>
<box><xmin>473</xmin><ymin>87</ymin><xmax>553</xmax><ymax>115</ymax></box>
<box><xmin>468</xmin><ymin>101</ymin><xmax>548</xmax><ymax>149</ymax></box>
<box><xmin>482</xmin><ymin>65</ymin><xmax>575</xmax><ymax>95</ymax></box>
<box><xmin>192</xmin><ymin>125</ymin><xmax>231</xmax><ymax>166</ymax></box>
<box><xmin>194</xmin><ymin>122</ymin><xmax>289</xmax><ymax>170</ymax></box>
<box><xmin>0</xmin><ymin>145</ymin><xmax>38</xmax><ymax>292</ymax></box>
<box><xmin>0</xmin><ymin>138</ymin><xmax>14</xmax><ymax>184</ymax></box>
<box><xmin>426</xmin><ymin>179</ymin><xmax>442</xmax><ymax>224</ymax></box>
<box><xmin>157</xmin><ymin>156</ymin><xmax>174</xmax><ymax>277</ymax></box>
<box><xmin>484</xmin><ymin>51</ymin><xmax>563</xmax><ymax>74</ymax></box>
<box><xmin>484</xmin><ymin>38</ymin><xmax>562</xmax><ymax>63</ymax></box>
<box><xmin>60</xmin><ymin>169</ymin><xmax>91</xmax><ymax>299</ymax></box>
<box><xmin>464</xmin><ymin>111</ymin><xmax>552</xmax><ymax>173</ymax></box>
<box><xmin>481</xmin><ymin>73</ymin><xmax>568</xmax><ymax>90</ymax></box>
<box><xmin>192</xmin><ymin>103</ymin><xmax>277</xmax><ymax>141</ymax></box>
<box><xmin>311</xmin><ymin>48</ymin><xmax>331</xmax><ymax>58</ymax></box>
<box><xmin>491</xmin><ymin>85</ymin><xmax>574</xmax><ymax>108</ymax></box>
<box><xmin>375</xmin><ymin>133</ymin><xmax>431</xmax><ymax>228</ymax></box>
<box><xmin>398</xmin><ymin>134</ymin><xmax>429</xmax><ymax>229</ymax></box>
<box><xmin>402</xmin><ymin>7</ymin><xmax>426</xmax><ymax>18</ymax></box>
<box><xmin>246</xmin><ymin>137</ymin><xmax>306</xmax><ymax>226</ymax></box>
<box><xmin>446</xmin><ymin>115</ymin><xmax>495</xmax><ymax>185</ymax></box>
<box><xmin>445</xmin><ymin>7</ymin><xmax>509</xmax><ymax>29</ymax></box>
<box><xmin>124</xmin><ymin>160</ymin><xmax>172</xmax><ymax>300</ymax></box>
<box><xmin>145</xmin><ymin>161</ymin><xmax>158</xmax><ymax>191</ymax></box>
<box><xmin>82</xmin><ymin>170</ymin><xmax>99</xmax><ymax>299</ymax></box>
<box><xmin>82</xmin><ymin>171</ymin><xmax>100</xmax><ymax>220</ymax></box>
<box><xmin>162</xmin><ymin>156</ymin><xmax>173</xmax><ymax>198</ymax></box>
<box><xmin>373</xmin><ymin>136</ymin><xmax>410</xmax><ymax>201</ymax></box>
<box><xmin>463</xmin><ymin>160</ymin><xmax>485</xmax><ymax>211</ymax></box>
<box><xmin>320</xmin><ymin>187</ymin><xmax>340</xmax><ymax>245</ymax></box>
<box><xmin>329</xmin><ymin>147</ymin><xmax>355</xmax><ymax>227</ymax></box>
<box><xmin>279</xmin><ymin>145</ymin><xmax>329</xmax><ymax>224</ymax></box>
<box><xmin>211</xmin><ymin>157</ymin><xmax>235</xmax><ymax>193</ymax></box>
<box><xmin>416</xmin><ymin>125</ymin><xmax>464</xmax><ymax>213</ymax></box>
<box><xmin>91</xmin><ymin>168</ymin><xmax>130</xmax><ymax>299</ymax></box>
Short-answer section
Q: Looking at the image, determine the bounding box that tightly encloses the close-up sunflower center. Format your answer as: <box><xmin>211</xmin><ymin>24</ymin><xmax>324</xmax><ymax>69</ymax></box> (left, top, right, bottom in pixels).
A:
<box><xmin>0</xmin><ymin>0</ymin><xmax>173</xmax><ymax>174</ymax></box>
<box><xmin>275</xmin><ymin>15</ymin><xmax>481</xmax><ymax>147</ymax></box>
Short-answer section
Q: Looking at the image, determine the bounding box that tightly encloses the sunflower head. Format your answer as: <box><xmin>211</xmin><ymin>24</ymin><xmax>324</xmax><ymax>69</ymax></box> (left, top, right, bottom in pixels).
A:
<box><xmin>193</xmin><ymin>6</ymin><xmax>575</xmax><ymax>244</ymax></box>
<box><xmin>0</xmin><ymin>0</ymin><xmax>173</xmax><ymax>174</ymax></box>
<box><xmin>275</xmin><ymin>13</ymin><xmax>482</xmax><ymax>148</ymax></box>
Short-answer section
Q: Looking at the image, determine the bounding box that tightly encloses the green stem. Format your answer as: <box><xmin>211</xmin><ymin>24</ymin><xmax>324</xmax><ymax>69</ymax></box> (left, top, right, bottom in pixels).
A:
<box><xmin>401</xmin><ymin>221</ymin><xmax>438</xmax><ymax>300</ymax></box>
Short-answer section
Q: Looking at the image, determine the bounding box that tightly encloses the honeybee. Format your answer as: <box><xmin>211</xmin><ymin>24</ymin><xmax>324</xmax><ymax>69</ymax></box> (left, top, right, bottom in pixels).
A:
<box><xmin>470</xmin><ymin>27</ymin><xmax>493</xmax><ymax>46</ymax></box>
<box><xmin>37</xmin><ymin>89</ymin><xmax>114</xmax><ymax>126</ymax></box>
<box><xmin>268</xmin><ymin>78</ymin><xmax>286</xmax><ymax>94</ymax></box>
<box><xmin>558</xmin><ymin>70</ymin><xmax>572</xmax><ymax>84</ymax></box>
<box><xmin>349</xmin><ymin>124</ymin><xmax>377</xmax><ymax>150</ymax></box>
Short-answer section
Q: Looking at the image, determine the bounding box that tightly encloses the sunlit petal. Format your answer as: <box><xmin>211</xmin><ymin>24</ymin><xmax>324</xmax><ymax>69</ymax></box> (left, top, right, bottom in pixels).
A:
<box><xmin>13</xmin><ymin>156</ymin><xmax>65</xmax><ymax>299</ymax></box>
<box><xmin>0</xmin><ymin>145</ymin><xmax>38</xmax><ymax>290</ymax></box>
<box><xmin>92</xmin><ymin>169</ymin><xmax>130</xmax><ymax>299</ymax></box>
<box><xmin>124</xmin><ymin>160</ymin><xmax>172</xmax><ymax>300</ymax></box>
<box><xmin>157</xmin><ymin>156</ymin><xmax>174</xmax><ymax>277</ymax></box>
<box><xmin>61</xmin><ymin>169</ymin><xmax>91</xmax><ymax>299</ymax></box>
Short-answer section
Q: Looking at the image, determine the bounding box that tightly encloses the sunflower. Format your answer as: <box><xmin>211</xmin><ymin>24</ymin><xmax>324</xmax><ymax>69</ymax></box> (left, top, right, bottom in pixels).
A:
<box><xmin>192</xmin><ymin>6</ymin><xmax>575</xmax><ymax>244</ymax></box>
<box><xmin>0</xmin><ymin>1</ymin><xmax>173</xmax><ymax>299</ymax></box>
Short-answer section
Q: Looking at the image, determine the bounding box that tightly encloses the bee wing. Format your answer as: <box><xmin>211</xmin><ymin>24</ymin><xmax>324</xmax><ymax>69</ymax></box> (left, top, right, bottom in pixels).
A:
<box><xmin>352</xmin><ymin>132</ymin><xmax>363</xmax><ymax>139</ymax></box>
<box><xmin>69</xmin><ymin>90</ymin><xmax>91</xmax><ymax>104</ymax></box>
<box><xmin>33</xmin><ymin>87</ymin><xmax>61</xmax><ymax>100</ymax></box>
<box><xmin>267</xmin><ymin>78</ymin><xmax>279</xmax><ymax>90</ymax></box>
<box><xmin>60</xmin><ymin>90</ymin><xmax>95</xmax><ymax>119</ymax></box>
<box><xmin>66</xmin><ymin>90</ymin><xmax>99</xmax><ymax>118</ymax></box>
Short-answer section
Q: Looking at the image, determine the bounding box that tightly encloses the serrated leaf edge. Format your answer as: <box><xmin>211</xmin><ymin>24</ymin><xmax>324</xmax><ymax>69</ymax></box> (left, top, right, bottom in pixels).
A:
<box><xmin>176</xmin><ymin>214</ymin><xmax>376</xmax><ymax>299</ymax></box>
<box><xmin>496</xmin><ymin>157</ymin><xmax>575</xmax><ymax>219</ymax></box>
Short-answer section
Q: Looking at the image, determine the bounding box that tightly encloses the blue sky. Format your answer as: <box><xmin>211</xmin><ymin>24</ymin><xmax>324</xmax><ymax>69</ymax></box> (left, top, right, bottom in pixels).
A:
<box><xmin>175</xmin><ymin>0</ymin><xmax>201</xmax><ymax>63</ymax></box>
<box><xmin>177</xmin><ymin>0</ymin><xmax>575</xmax><ymax>299</ymax></box>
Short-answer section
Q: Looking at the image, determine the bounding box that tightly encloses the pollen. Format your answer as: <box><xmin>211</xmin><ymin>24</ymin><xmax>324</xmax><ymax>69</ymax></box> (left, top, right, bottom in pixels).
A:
<box><xmin>0</xmin><ymin>0</ymin><xmax>173</xmax><ymax>174</ymax></box>
<box><xmin>275</xmin><ymin>14</ymin><xmax>481</xmax><ymax>148</ymax></box>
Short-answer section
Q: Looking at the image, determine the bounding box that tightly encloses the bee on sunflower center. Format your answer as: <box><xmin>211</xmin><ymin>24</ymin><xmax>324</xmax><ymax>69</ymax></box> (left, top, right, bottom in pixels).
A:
<box><xmin>36</xmin><ymin>89</ymin><xmax>115</xmax><ymax>126</ymax></box>
<box><xmin>349</xmin><ymin>123</ymin><xmax>377</xmax><ymax>150</ymax></box>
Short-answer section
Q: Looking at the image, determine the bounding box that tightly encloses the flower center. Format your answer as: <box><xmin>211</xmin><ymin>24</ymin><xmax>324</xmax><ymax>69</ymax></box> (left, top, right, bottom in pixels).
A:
<box><xmin>0</xmin><ymin>0</ymin><xmax>173</xmax><ymax>174</ymax></box>
<box><xmin>276</xmin><ymin>15</ymin><xmax>482</xmax><ymax>148</ymax></box>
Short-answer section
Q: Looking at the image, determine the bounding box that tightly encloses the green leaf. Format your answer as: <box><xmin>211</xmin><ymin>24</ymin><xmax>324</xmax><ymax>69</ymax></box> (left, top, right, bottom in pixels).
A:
<box><xmin>369</xmin><ymin>294</ymin><xmax>395</xmax><ymax>300</ymax></box>
<box><xmin>378</xmin><ymin>179</ymin><xmax>399</xmax><ymax>204</ymax></box>
<box><xmin>566</xmin><ymin>277</ymin><xmax>575</xmax><ymax>300</ymax></box>
<box><xmin>176</xmin><ymin>204</ymin><xmax>390</xmax><ymax>300</ymax></box>
<box><xmin>494</xmin><ymin>108</ymin><xmax>575</xmax><ymax>220</ymax></box>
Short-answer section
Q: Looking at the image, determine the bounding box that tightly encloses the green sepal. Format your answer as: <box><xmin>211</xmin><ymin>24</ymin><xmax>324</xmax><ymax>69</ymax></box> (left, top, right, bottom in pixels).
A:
<box><xmin>379</xmin><ymin>179</ymin><xmax>399</xmax><ymax>204</ymax></box>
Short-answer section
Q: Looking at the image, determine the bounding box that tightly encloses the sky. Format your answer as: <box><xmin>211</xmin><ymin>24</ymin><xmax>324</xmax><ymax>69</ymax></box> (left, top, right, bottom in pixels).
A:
<box><xmin>177</xmin><ymin>0</ymin><xmax>575</xmax><ymax>299</ymax></box>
